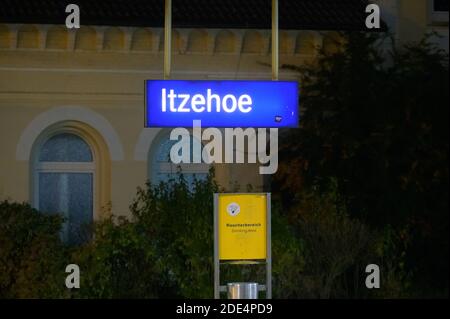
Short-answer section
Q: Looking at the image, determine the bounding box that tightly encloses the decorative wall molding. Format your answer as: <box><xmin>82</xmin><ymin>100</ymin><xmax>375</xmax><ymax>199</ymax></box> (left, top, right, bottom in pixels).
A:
<box><xmin>0</xmin><ymin>23</ymin><xmax>322</xmax><ymax>57</ymax></box>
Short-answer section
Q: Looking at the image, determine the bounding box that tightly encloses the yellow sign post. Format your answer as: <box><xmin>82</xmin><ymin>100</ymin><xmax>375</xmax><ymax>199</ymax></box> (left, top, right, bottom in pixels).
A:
<box><xmin>214</xmin><ymin>193</ymin><xmax>271</xmax><ymax>299</ymax></box>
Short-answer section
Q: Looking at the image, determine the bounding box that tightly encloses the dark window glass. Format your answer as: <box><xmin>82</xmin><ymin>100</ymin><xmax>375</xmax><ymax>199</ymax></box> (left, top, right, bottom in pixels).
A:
<box><xmin>39</xmin><ymin>172</ymin><xmax>93</xmax><ymax>245</ymax></box>
<box><xmin>434</xmin><ymin>0</ymin><xmax>449</xmax><ymax>12</ymax></box>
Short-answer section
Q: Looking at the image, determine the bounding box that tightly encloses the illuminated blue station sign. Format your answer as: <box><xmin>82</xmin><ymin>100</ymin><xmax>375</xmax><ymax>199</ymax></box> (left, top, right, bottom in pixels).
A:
<box><xmin>145</xmin><ymin>80</ymin><xmax>299</xmax><ymax>127</ymax></box>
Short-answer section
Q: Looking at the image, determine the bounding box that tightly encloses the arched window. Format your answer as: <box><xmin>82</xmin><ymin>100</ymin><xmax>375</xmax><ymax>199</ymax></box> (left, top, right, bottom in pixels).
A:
<box><xmin>34</xmin><ymin>133</ymin><xmax>94</xmax><ymax>244</ymax></box>
<box><xmin>149</xmin><ymin>131</ymin><xmax>209</xmax><ymax>188</ymax></box>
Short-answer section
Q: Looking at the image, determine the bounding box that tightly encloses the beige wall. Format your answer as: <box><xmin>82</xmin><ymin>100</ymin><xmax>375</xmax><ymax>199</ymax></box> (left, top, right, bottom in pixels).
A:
<box><xmin>3</xmin><ymin>3</ymin><xmax>444</xmax><ymax>218</ymax></box>
<box><xmin>0</xmin><ymin>24</ymin><xmax>321</xmax><ymax>218</ymax></box>
<box><xmin>376</xmin><ymin>0</ymin><xmax>449</xmax><ymax>50</ymax></box>
<box><xmin>398</xmin><ymin>0</ymin><xmax>429</xmax><ymax>42</ymax></box>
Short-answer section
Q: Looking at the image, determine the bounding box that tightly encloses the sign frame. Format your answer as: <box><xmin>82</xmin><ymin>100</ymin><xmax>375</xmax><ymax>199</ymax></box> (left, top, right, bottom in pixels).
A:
<box><xmin>145</xmin><ymin>80</ymin><xmax>299</xmax><ymax>128</ymax></box>
<box><xmin>213</xmin><ymin>193</ymin><xmax>272</xmax><ymax>299</ymax></box>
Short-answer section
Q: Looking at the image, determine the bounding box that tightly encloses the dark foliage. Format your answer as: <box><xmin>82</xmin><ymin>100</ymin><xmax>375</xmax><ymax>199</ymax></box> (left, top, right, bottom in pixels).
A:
<box><xmin>276</xmin><ymin>32</ymin><xmax>449</xmax><ymax>296</ymax></box>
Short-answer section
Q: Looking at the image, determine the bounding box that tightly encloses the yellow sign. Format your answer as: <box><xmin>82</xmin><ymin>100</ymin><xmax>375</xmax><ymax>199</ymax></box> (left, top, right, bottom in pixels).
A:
<box><xmin>218</xmin><ymin>194</ymin><xmax>267</xmax><ymax>260</ymax></box>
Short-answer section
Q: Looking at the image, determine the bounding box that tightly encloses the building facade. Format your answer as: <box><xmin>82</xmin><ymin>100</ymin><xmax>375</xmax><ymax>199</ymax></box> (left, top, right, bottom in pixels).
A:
<box><xmin>0</xmin><ymin>0</ymin><xmax>447</xmax><ymax>242</ymax></box>
<box><xmin>375</xmin><ymin>0</ymin><xmax>448</xmax><ymax>49</ymax></box>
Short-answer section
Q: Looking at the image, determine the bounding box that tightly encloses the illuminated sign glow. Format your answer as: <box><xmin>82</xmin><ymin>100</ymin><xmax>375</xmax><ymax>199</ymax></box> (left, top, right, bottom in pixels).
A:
<box><xmin>145</xmin><ymin>80</ymin><xmax>299</xmax><ymax>127</ymax></box>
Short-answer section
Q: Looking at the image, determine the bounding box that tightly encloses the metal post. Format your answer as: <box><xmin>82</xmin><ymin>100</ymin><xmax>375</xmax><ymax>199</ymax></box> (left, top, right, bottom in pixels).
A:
<box><xmin>214</xmin><ymin>194</ymin><xmax>220</xmax><ymax>299</ymax></box>
<box><xmin>266</xmin><ymin>193</ymin><xmax>272</xmax><ymax>298</ymax></box>
<box><xmin>272</xmin><ymin>0</ymin><xmax>279</xmax><ymax>81</ymax></box>
<box><xmin>227</xmin><ymin>283</ymin><xmax>259</xmax><ymax>299</ymax></box>
<box><xmin>164</xmin><ymin>0</ymin><xmax>172</xmax><ymax>79</ymax></box>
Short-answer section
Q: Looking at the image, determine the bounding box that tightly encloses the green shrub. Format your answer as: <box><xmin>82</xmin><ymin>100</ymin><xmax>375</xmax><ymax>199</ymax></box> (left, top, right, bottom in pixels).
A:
<box><xmin>129</xmin><ymin>174</ymin><xmax>218</xmax><ymax>298</ymax></box>
<box><xmin>277</xmin><ymin>33</ymin><xmax>449</xmax><ymax>297</ymax></box>
<box><xmin>0</xmin><ymin>177</ymin><xmax>413</xmax><ymax>299</ymax></box>
<box><xmin>281</xmin><ymin>178</ymin><xmax>416</xmax><ymax>299</ymax></box>
<box><xmin>0</xmin><ymin>200</ymin><xmax>68</xmax><ymax>298</ymax></box>
<box><xmin>372</xmin><ymin>224</ymin><xmax>414</xmax><ymax>298</ymax></box>
<box><xmin>288</xmin><ymin>180</ymin><xmax>377</xmax><ymax>298</ymax></box>
<box><xmin>271</xmin><ymin>205</ymin><xmax>305</xmax><ymax>298</ymax></box>
<box><xmin>70</xmin><ymin>217</ymin><xmax>163</xmax><ymax>298</ymax></box>
<box><xmin>1</xmin><ymin>176</ymin><xmax>306</xmax><ymax>299</ymax></box>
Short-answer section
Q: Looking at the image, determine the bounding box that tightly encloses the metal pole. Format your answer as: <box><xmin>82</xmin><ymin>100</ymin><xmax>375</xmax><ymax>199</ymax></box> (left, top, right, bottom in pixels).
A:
<box><xmin>214</xmin><ymin>194</ymin><xmax>220</xmax><ymax>299</ymax></box>
<box><xmin>164</xmin><ymin>0</ymin><xmax>172</xmax><ymax>79</ymax></box>
<box><xmin>272</xmin><ymin>0</ymin><xmax>279</xmax><ymax>81</ymax></box>
<box><xmin>266</xmin><ymin>193</ymin><xmax>272</xmax><ymax>298</ymax></box>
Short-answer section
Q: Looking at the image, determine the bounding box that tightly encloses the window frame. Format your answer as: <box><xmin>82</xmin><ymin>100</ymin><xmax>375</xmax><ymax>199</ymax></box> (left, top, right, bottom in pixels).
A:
<box><xmin>32</xmin><ymin>131</ymin><xmax>97</xmax><ymax>243</ymax></box>
<box><xmin>34</xmin><ymin>162</ymin><xmax>96</xmax><ymax>213</ymax></box>
<box><xmin>429</xmin><ymin>0</ymin><xmax>449</xmax><ymax>26</ymax></box>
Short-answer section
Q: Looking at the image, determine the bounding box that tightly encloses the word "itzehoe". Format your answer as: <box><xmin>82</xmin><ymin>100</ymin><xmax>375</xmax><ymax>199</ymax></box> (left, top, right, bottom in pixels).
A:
<box><xmin>161</xmin><ymin>89</ymin><xmax>253</xmax><ymax>113</ymax></box>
